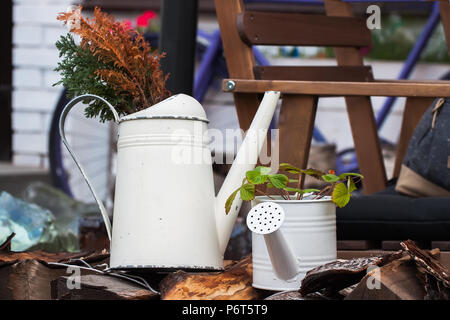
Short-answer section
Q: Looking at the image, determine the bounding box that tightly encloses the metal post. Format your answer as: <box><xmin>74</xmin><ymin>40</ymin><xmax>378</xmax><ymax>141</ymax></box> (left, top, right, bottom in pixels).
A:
<box><xmin>0</xmin><ymin>0</ymin><xmax>12</xmax><ymax>161</ymax></box>
<box><xmin>159</xmin><ymin>0</ymin><xmax>198</xmax><ymax>95</ymax></box>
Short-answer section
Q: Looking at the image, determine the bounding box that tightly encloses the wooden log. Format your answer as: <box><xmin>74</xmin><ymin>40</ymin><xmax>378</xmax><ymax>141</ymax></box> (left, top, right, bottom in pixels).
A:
<box><xmin>0</xmin><ymin>233</ymin><xmax>110</xmax><ymax>299</ymax></box>
<box><xmin>401</xmin><ymin>240</ymin><xmax>450</xmax><ymax>287</ymax></box>
<box><xmin>51</xmin><ymin>274</ymin><xmax>158</xmax><ymax>300</ymax></box>
<box><xmin>345</xmin><ymin>257</ymin><xmax>426</xmax><ymax>300</ymax></box>
<box><xmin>300</xmin><ymin>251</ymin><xmax>404</xmax><ymax>297</ymax></box>
<box><xmin>160</xmin><ymin>255</ymin><xmax>265</xmax><ymax>300</ymax></box>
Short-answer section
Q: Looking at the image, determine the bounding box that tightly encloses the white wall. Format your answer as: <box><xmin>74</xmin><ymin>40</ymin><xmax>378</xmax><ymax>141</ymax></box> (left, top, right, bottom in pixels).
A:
<box><xmin>12</xmin><ymin>0</ymin><xmax>71</xmax><ymax>168</ymax></box>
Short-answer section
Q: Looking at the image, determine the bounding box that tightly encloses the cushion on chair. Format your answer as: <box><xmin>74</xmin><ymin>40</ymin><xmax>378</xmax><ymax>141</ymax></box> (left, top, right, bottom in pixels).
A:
<box><xmin>336</xmin><ymin>182</ymin><xmax>450</xmax><ymax>241</ymax></box>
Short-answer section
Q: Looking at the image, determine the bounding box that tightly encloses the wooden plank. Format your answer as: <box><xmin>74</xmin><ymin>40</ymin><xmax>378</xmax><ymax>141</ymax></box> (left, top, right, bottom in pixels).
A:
<box><xmin>215</xmin><ymin>0</ymin><xmax>260</xmax><ymax>132</ymax></box>
<box><xmin>223</xmin><ymin>79</ymin><xmax>450</xmax><ymax>98</ymax></box>
<box><xmin>254</xmin><ymin>66</ymin><xmax>374</xmax><ymax>82</ymax></box>
<box><xmin>431</xmin><ymin>241</ymin><xmax>450</xmax><ymax>252</ymax></box>
<box><xmin>237</xmin><ymin>11</ymin><xmax>371</xmax><ymax>47</ymax></box>
<box><xmin>337</xmin><ymin>240</ymin><xmax>380</xmax><ymax>251</ymax></box>
<box><xmin>393</xmin><ymin>97</ymin><xmax>434</xmax><ymax>178</ymax></box>
<box><xmin>52</xmin><ymin>274</ymin><xmax>158</xmax><ymax>300</ymax></box>
<box><xmin>278</xmin><ymin>95</ymin><xmax>317</xmax><ymax>189</ymax></box>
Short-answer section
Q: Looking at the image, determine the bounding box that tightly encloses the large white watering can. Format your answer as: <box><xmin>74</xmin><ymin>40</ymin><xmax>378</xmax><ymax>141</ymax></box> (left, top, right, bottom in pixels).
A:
<box><xmin>60</xmin><ymin>91</ymin><xmax>280</xmax><ymax>270</ymax></box>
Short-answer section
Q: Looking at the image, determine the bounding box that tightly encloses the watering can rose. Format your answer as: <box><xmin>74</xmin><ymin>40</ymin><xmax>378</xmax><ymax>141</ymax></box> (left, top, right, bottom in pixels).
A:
<box><xmin>225</xmin><ymin>163</ymin><xmax>364</xmax><ymax>213</ymax></box>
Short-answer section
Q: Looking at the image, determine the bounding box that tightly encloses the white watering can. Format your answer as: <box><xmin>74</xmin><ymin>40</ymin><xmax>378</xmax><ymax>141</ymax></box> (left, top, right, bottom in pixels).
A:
<box><xmin>60</xmin><ymin>91</ymin><xmax>280</xmax><ymax>270</ymax></box>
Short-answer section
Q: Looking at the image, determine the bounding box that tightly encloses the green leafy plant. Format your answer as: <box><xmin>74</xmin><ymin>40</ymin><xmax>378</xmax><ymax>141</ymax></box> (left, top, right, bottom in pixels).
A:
<box><xmin>225</xmin><ymin>163</ymin><xmax>364</xmax><ymax>214</ymax></box>
<box><xmin>54</xmin><ymin>6</ymin><xmax>169</xmax><ymax>122</ymax></box>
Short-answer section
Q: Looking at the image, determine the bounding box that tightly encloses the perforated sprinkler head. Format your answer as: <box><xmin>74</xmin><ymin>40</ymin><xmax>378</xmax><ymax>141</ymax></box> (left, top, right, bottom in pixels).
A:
<box><xmin>246</xmin><ymin>202</ymin><xmax>285</xmax><ymax>235</ymax></box>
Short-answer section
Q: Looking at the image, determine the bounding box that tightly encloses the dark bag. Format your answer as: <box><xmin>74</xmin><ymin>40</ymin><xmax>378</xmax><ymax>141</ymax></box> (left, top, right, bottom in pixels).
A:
<box><xmin>396</xmin><ymin>98</ymin><xmax>450</xmax><ymax>197</ymax></box>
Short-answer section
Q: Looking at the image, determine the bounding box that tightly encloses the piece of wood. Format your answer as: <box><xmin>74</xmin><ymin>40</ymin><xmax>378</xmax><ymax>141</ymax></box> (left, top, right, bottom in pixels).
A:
<box><xmin>338</xmin><ymin>249</ymin><xmax>450</xmax><ymax>269</ymax></box>
<box><xmin>0</xmin><ymin>253</ymin><xmax>109</xmax><ymax>300</ymax></box>
<box><xmin>345</xmin><ymin>257</ymin><xmax>426</xmax><ymax>300</ymax></box>
<box><xmin>222</xmin><ymin>79</ymin><xmax>450</xmax><ymax>98</ymax></box>
<box><xmin>278</xmin><ymin>95</ymin><xmax>317</xmax><ymax>187</ymax></box>
<box><xmin>337</xmin><ymin>240</ymin><xmax>379</xmax><ymax>251</ymax></box>
<box><xmin>431</xmin><ymin>241</ymin><xmax>450</xmax><ymax>252</ymax></box>
<box><xmin>401</xmin><ymin>240</ymin><xmax>450</xmax><ymax>287</ymax></box>
<box><xmin>52</xmin><ymin>274</ymin><xmax>158</xmax><ymax>300</ymax></box>
<box><xmin>0</xmin><ymin>234</ymin><xmax>110</xmax><ymax>300</ymax></box>
<box><xmin>237</xmin><ymin>11</ymin><xmax>371</xmax><ymax>47</ymax></box>
<box><xmin>214</xmin><ymin>0</ymin><xmax>261</xmax><ymax>132</ymax></box>
<box><xmin>325</xmin><ymin>0</ymin><xmax>386</xmax><ymax>194</ymax></box>
<box><xmin>299</xmin><ymin>251</ymin><xmax>404</xmax><ymax>297</ymax></box>
<box><xmin>254</xmin><ymin>66</ymin><xmax>374</xmax><ymax>82</ymax></box>
<box><xmin>0</xmin><ymin>259</ymin><xmax>70</xmax><ymax>300</ymax></box>
<box><xmin>265</xmin><ymin>291</ymin><xmax>332</xmax><ymax>300</ymax></box>
<box><xmin>393</xmin><ymin>97</ymin><xmax>434</xmax><ymax>178</ymax></box>
<box><xmin>160</xmin><ymin>255</ymin><xmax>265</xmax><ymax>300</ymax></box>
<box><xmin>324</xmin><ymin>0</ymin><xmax>364</xmax><ymax>66</ymax></box>
<box><xmin>382</xmin><ymin>240</ymin><xmax>431</xmax><ymax>252</ymax></box>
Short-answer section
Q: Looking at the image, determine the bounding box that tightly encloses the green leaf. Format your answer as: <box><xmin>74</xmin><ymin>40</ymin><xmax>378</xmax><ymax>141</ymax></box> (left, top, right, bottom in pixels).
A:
<box><xmin>332</xmin><ymin>183</ymin><xmax>351</xmax><ymax>208</ymax></box>
<box><xmin>301</xmin><ymin>168</ymin><xmax>326</xmax><ymax>180</ymax></box>
<box><xmin>225</xmin><ymin>188</ymin><xmax>240</xmax><ymax>214</ymax></box>
<box><xmin>338</xmin><ymin>172</ymin><xmax>364</xmax><ymax>180</ymax></box>
<box><xmin>279</xmin><ymin>163</ymin><xmax>302</xmax><ymax>174</ymax></box>
<box><xmin>322</xmin><ymin>174</ymin><xmax>340</xmax><ymax>183</ymax></box>
<box><xmin>347</xmin><ymin>177</ymin><xmax>357</xmax><ymax>193</ymax></box>
<box><xmin>246</xmin><ymin>170</ymin><xmax>267</xmax><ymax>184</ymax></box>
<box><xmin>289</xmin><ymin>179</ymin><xmax>299</xmax><ymax>183</ymax></box>
<box><xmin>240</xmin><ymin>183</ymin><xmax>255</xmax><ymax>201</ymax></box>
<box><xmin>254</xmin><ymin>166</ymin><xmax>272</xmax><ymax>175</ymax></box>
<box><xmin>266</xmin><ymin>182</ymin><xmax>274</xmax><ymax>189</ymax></box>
<box><xmin>268</xmin><ymin>174</ymin><xmax>289</xmax><ymax>189</ymax></box>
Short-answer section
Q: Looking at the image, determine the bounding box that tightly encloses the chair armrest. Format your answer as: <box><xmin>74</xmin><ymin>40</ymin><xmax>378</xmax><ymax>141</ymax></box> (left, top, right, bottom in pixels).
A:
<box><xmin>222</xmin><ymin>79</ymin><xmax>450</xmax><ymax>97</ymax></box>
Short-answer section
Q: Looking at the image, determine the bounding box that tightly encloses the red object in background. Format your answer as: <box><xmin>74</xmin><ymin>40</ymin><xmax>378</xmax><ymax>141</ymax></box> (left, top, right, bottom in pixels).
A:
<box><xmin>137</xmin><ymin>10</ymin><xmax>157</xmax><ymax>28</ymax></box>
<box><xmin>122</xmin><ymin>19</ymin><xmax>133</xmax><ymax>30</ymax></box>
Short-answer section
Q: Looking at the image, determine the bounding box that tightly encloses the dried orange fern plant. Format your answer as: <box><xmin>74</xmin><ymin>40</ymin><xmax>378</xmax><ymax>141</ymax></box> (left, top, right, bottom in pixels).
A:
<box><xmin>55</xmin><ymin>6</ymin><xmax>169</xmax><ymax>122</ymax></box>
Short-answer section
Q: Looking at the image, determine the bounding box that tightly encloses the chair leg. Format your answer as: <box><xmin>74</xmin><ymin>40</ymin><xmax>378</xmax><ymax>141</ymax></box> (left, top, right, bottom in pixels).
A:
<box><xmin>345</xmin><ymin>96</ymin><xmax>387</xmax><ymax>194</ymax></box>
<box><xmin>233</xmin><ymin>93</ymin><xmax>260</xmax><ymax>131</ymax></box>
<box><xmin>393</xmin><ymin>97</ymin><xmax>434</xmax><ymax>178</ymax></box>
<box><xmin>439</xmin><ymin>0</ymin><xmax>450</xmax><ymax>53</ymax></box>
<box><xmin>278</xmin><ymin>95</ymin><xmax>318</xmax><ymax>187</ymax></box>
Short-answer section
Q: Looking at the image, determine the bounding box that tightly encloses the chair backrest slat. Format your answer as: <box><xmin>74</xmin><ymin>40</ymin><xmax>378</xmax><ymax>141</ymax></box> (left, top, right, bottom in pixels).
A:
<box><xmin>254</xmin><ymin>66</ymin><xmax>374</xmax><ymax>82</ymax></box>
<box><xmin>237</xmin><ymin>11</ymin><xmax>372</xmax><ymax>47</ymax></box>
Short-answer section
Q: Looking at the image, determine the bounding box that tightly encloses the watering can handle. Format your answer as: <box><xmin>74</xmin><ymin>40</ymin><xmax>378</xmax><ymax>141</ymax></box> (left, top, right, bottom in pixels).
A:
<box><xmin>59</xmin><ymin>94</ymin><xmax>120</xmax><ymax>241</ymax></box>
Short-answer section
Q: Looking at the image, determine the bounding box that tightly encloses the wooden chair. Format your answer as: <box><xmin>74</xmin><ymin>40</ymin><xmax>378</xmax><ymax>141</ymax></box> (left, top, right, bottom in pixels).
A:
<box><xmin>214</xmin><ymin>0</ymin><xmax>450</xmax><ymax>194</ymax></box>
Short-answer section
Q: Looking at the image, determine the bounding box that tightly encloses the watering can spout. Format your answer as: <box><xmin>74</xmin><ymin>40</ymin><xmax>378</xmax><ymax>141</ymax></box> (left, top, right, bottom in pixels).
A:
<box><xmin>247</xmin><ymin>202</ymin><xmax>300</xmax><ymax>281</ymax></box>
<box><xmin>215</xmin><ymin>91</ymin><xmax>280</xmax><ymax>255</ymax></box>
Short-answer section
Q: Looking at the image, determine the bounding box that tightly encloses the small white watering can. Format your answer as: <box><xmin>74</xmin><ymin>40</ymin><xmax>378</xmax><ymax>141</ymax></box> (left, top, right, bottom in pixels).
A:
<box><xmin>60</xmin><ymin>91</ymin><xmax>280</xmax><ymax>270</ymax></box>
<box><xmin>247</xmin><ymin>198</ymin><xmax>336</xmax><ymax>291</ymax></box>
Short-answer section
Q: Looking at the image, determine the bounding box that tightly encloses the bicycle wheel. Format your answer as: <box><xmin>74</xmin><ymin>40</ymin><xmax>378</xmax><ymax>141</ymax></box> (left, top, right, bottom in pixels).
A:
<box><xmin>49</xmin><ymin>89</ymin><xmax>116</xmax><ymax>209</ymax></box>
